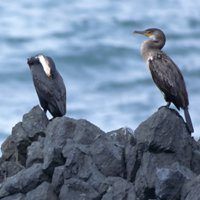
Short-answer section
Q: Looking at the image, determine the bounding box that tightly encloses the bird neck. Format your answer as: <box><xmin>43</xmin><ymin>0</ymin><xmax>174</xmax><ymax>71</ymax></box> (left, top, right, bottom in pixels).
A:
<box><xmin>140</xmin><ymin>37</ymin><xmax>165</xmax><ymax>62</ymax></box>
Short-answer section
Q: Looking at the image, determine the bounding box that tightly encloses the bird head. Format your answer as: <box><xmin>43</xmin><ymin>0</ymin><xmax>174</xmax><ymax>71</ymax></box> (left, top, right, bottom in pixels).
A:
<box><xmin>27</xmin><ymin>56</ymin><xmax>40</xmax><ymax>66</ymax></box>
<box><xmin>134</xmin><ymin>28</ymin><xmax>165</xmax><ymax>41</ymax></box>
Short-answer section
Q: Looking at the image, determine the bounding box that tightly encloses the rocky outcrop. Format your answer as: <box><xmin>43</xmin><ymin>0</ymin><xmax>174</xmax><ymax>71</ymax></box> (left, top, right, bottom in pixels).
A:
<box><xmin>0</xmin><ymin>105</ymin><xmax>199</xmax><ymax>200</ymax></box>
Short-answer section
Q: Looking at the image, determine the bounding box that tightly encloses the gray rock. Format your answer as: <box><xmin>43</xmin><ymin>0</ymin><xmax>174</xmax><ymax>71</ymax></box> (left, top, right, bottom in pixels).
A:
<box><xmin>1</xmin><ymin>122</ymin><xmax>31</xmax><ymax>166</ymax></box>
<box><xmin>181</xmin><ymin>175</ymin><xmax>200</xmax><ymax>200</ymax></box>
<box><xmin>25</xmin><ymin>182</ymin><xmax>58</xmax><ymax>200</ymax></box>
<box><xmin>107</xmin><ymin>127</ymin><xmax>136</xmax><ymax>147</ymax></box>
<box><xmin>155</xmin><ymin>167</ymin><xmax>185</xmax><ymax>200</ymax></box>
<box><xmin>0</xmin><ymin>163</ymin><xmax>49</xmax><ymax>198</ymax></box>
<box><xmin>26</xmin><ymin>136</ymin><xmax>44</xmax><ymax>168</ymax></box>
<box><xmin>135</xmin><ymin>108</ymin><xmax>193</xmax><ymax>166</ymax></box>
<box><xmin>125</xmin><ymin>142</ymin><xmax>143</xmax><ymax>182</ymax></box>
<box><xmin>0</xmin><ymin>161</ymin><xmax>24</xmax><ymax>183</ymax></box>
<box><xmin>62</xmin><ymin>139</ymin><xmax>108</xmax><ymax>195</ymax></box>
<box><xmin>132</xmin><ymin>107</ymin><xmax>195</xmax><ymax>199</ymax></box>
<box><xmin>86</xmin><ymin>162</ymin><xmax>107</xmax><ymax>195</ymax></box>
<box><xmin>59</xmin><ymin>178</ymin><xmax>100</xmax><ymax>200</ymax></box>
<box><xmin>170</xmin><ymin>162</ymin><xmax>196</xmax><ymax>180</ymax></box>
<box><xmin>0</xmin><ymin>193</ymin><xmax>25</xmax><ymax>200</ymax></box>
<box><xmin>191</xmin><ymin>150</ymin><xmax>200</xmax><ymax>175</ymax></box>
<box><xmin>90</xmin><ymin>135</ymin><xmax>124</xmax><ymax>177</ymax></box>
<box><xmin>73</xmin><ymin>119</ymin><xmax>104</xmax><ymax>145</ymax></box>
<box><xmin>102</xmin><ymin>177</ymin><xmax>136</xmax><ymax>200</ymax></box>
<box><xmin>51</xmin><ymin>165</ymin><xmax>65</xmax><ymax>195</ymax></box>
<box><xmin>43</xmin><ymin>117</ymin><xmax>76</xmax><ymax>175</ymax></box>
<box><xmin>64</xmin><ymin>145</ymin><xmax>88</xmax><ymax>179</ymax></box>
<box><xmin>22</xmin><ymin>105</ymin><xmax>48</xmax><ymax>140</ymax></box>
<box><xmin>0</xmin><ymin>105</ymin><xmax>200</xmax><ymax>200</ymax></box>
<box><xmin>63</xmin><ymin>141</ymin><xmax>91</xmax><ymax>180</ymax></box>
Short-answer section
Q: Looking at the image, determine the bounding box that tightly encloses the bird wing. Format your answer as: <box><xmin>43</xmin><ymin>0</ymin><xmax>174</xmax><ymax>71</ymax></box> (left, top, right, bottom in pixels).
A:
<box><xmin>148</xmin><ymin>52</ymin><xmax>188</xmax><ymax>108</ymax></box>
<box><xmin>33</xmin><ymin>73</ymin><xmax>55</xmax><ymax>102</ymax></box>
<box><xmin>33</xmin><ymin>72</ymin><xmax>66</xmax><ymax>116</ymax></box>
<box><xmin>53</xmin><ymin>73</ymin><xmax>67</xmax><ymax>115</ymax></box>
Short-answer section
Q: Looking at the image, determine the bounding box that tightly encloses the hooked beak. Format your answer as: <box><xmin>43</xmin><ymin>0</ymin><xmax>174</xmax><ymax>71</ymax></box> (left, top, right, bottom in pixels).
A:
<box><xmin>133</xmin><ymin>30</ymin><xmax>146</xmax><ymax>35</ymax></box>
<box><xmin>27</xmin><ymin>56</ymin><xmax>39</xmax><ymax>65</ymax></box>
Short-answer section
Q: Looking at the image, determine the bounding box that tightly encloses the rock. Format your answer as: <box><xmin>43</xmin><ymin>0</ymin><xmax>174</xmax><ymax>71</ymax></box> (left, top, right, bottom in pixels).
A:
<box><xmin>0</xmin><ymin>161</ymin><xmax>24</xmax><ymax>183</ymax></box>
<box><xmin>132</xmin><ymin>107</ymin><xmax>196</xmax><ymax>199</ymax></box>
<box><xmin>155</xmin><ymin>167</ymin><xmax>185</xmax><ymax>200</ymax></box>
<box><xmin>90</xmin><ymin>134</ymin><xmax>125</xmax><ymax>177</ymax></box>
<box><xmin>42</xmin><ymin>117</ymin><xmax>76</xmax><ymax>175</ymax></box>
<box><xmin>22</xmin><ymin>105</ymin><xmax>48</xmax><ymax>140</ymax></box>
<box><xmin>25</xmin><ymin>182</ymin><xmax>58</xmax><ymax>200</ymax></box>
<box><xmin>135</xmin><ymin>108</ymin><xmax>193</xmax><ymax>164</ymax></box>
<box><xmin>51</xmin><ymin>165</ymin><xmax>65</xmax><ymax>195</ymax></box>
<box><xmin>102</xmin><ymin>177</ymin><xmax>136</xmax><ymax>200</ymax></box>
<box><xmin>0</xmin><ymin>193</ymin><xmax>25</xmax><ymax>200</ymax></box>
<box><xmin>73</xmin><ymin>119</ymin><xmax>105</xmax><ymax>144</ymax></box>
<box><xmin>107</xmin><ymin>127</ymin><xmax>136</xmax><ymax>147</ymax></box>
<box><xmin>59</xmin><ymin>178</ymin><xmax>100</xmax><ymax>200</ymax></box>
<box><xmin>0</xmin><ymin>106</ymin><xmax>200</xmax><ymax>200</ymax></box>
<box><xmin>62</xmin><ymin>140</ymin><xmax>90</xmax><ymax>179</ymax></box>
<box><xmin>191</xmin><ymin>149</ymin><xmax>200</xmax><ymax>175</ymax></box>
<box><xmin>26</xmin><ymin>136</ymin><xmax>44</xmax><ymax>168</ymax></box>
<box><xmin>1</xmin><ymin>122</ymin><xmax>31</xmax><ymax>166</ymax></box>
<box><xmin>0</xmin><ymin>163</ymin><xmax>49</xmax><ymax>198</ymax></box>
<box><xmin>181</xmin><ymin>175</ymin><xmax>200</xmax><ymax>200</ymax></box>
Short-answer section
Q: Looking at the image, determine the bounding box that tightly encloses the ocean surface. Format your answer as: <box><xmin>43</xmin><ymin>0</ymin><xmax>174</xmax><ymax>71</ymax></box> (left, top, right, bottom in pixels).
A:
<box><xmin>0</xmin><ymin>0</ymin><xmax>200</xmax><ymax>146</ymax></box>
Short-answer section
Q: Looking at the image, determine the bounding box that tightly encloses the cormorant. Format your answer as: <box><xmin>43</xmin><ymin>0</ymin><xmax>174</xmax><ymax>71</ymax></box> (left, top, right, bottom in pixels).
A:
<box><xmin>134</xmin><ymin>28</ymin><xmax>194</xmax><ymax>133</ymax></box>
<box><xmin>27</xmin><ymin>54</ymin><xmax>66</xmax><ymax>118</ymax></box>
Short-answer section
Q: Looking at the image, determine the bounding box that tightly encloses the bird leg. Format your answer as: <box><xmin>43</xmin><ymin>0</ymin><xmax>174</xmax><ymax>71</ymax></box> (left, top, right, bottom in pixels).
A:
<box><xmin>158</xmin><ymin>102</ymin><xmax>171</xmax><ymax>110</ymax></box>
<box><xmin>165</xmin><ymin>102</ymin><xmax>171</xmax><ymax>108</ymax></box>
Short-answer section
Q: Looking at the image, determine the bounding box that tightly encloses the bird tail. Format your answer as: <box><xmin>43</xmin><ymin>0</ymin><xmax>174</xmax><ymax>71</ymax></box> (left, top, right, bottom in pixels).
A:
<box><xmin>184</xmin><ymin>108</ymin><xmax>194</xmax><ymax>134</ymax></box>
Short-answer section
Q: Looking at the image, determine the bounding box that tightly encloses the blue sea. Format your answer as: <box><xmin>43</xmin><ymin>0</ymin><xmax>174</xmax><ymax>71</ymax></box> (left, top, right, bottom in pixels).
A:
<box><xmin>0</xmin><ymin>0</ymin><xmax>200</xmax><ymax>146</ymax></box>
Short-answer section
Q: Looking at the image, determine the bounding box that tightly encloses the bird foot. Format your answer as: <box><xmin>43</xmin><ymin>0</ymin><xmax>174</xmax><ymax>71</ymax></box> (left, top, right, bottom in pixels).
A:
<box><xmin>158</xmin><ymin>102</ymin><xmax>171</xmax><ymax>110</ymax></box>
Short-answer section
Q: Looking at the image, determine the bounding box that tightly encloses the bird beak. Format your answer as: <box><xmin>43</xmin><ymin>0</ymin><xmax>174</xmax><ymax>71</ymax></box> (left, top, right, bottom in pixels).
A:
<box><xmin>133</xmin><ymin>30</ymin><xmax>145</xmax><ymax>35</ymax></box>
<box><xmin>27</xmin><ymin>57</ymin><xmax>33</xmax><ymax>65</ymax></box>
<box><xmin>27</xmin><ymin>56</ymin><xmax>39</xmax><ymax>65</ymax></box>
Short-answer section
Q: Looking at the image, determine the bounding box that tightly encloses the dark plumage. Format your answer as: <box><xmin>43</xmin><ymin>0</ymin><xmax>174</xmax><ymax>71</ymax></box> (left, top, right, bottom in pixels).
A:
<box><xmin>134</xmin><ymin>28</ymin><xmax>194</xmax><ymax>133</ymax></box>
<box><xmin>27</xmin><ymin>54</ymin><xmax>66</xmax><ymax>118</ymax></box>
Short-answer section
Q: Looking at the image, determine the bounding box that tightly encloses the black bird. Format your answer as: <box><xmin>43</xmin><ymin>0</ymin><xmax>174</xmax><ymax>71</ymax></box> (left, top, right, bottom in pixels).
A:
<box><xmin>27</xmin><ymin>54</ymin><xmax>66</xmax><ymax>118</ymax></box>
<box><xmin>134</xmin><ymin>28</ymin><xmax>194</xmax><ymax>133</ymax></box>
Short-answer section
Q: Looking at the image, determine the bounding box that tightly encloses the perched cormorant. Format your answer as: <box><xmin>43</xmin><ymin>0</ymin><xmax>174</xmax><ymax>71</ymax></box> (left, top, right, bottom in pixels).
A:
<box><xmin>134</xmin><ymin>28</ymin><xmax>194</xmax><ymax>133</ymax></box>
<box><xmin>27</xmin><ymin>54</ymin><xmax>66</xmax><ymax>118</ymax></box>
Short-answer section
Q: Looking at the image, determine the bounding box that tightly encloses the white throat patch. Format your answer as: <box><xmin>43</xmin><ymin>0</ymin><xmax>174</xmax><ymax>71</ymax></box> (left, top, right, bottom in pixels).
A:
<box><xmin>37</xmin><ymin>55</ymin><xmax>51</xmax><ymax>77</ymax></box>
<box><xmin>149</xmin><ymin>34</ymin><xmax>156</xmax><ymax>40</ymax></box>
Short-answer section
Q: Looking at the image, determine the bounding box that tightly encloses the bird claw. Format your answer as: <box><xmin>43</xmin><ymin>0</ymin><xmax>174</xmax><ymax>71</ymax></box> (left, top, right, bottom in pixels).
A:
<box><xmin>158</xmin><ymin>102</ymin><xmax>171</xmax><ymax>110</ymax></box>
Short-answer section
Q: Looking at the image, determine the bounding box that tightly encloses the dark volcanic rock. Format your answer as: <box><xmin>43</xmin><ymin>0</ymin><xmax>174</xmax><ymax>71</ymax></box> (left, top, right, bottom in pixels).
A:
<box><xmin>0</xmin><ymin>193</ymin><xmax>25</xmax><ymax>200</ymax></box>
<box><xmin>181</xmin><ymin>175</ymin><xmax>200</xmax><ymax>200</ymax></box>
<box><xmin>26</xmin><ymin>136</ymin><xmax>44</xmax><ymax>167</ymax></box>
<box><xmin>1</xmin><ymin>122</ymin><xmax>31</xmax><ymax>166</ymax></box>
<box><xmin>102</xmin><ymin>177</ymin><xmax>136</xmax><ymax>200</ymax></box>
<box><xmin>0</xmin><ymin>161</ymin><xmax>24</xmax><ymax>183</ymax></box>
<box><xmin>90</xmin><ymin>134</ymin><xmax>125</xmax><ymax>177</ymax></box>
<box><xmin>0</xmin><ymin>106</ymin><xmax>200</xmax><ymax>200</ymax></box>
<box><xmin>42</xmin><ymin>117</ymin><xmax>76</xmax><ymax>175</ymax></box>
<box><xmin>0</xmin><ymin>163</ymin><xmax>49</xmax><ymax>198</ymax></box>
<box><xmin>59</xmin><ymin>178</ymin><xmax>100</xmax><ymax>200</ymax></box>
<box><xmin>73</xmin><ymin>119</ymin><xmax>104</xmax><ymax>144</ymax></box>
<box><xmin>107</xmin><ymin>127</ymin><xmax>136</xmax><ymax>147</ymax></box>
<box><xmin>51</xmin><ymin>165</ymin><xmax>65</xmax><ymax>195</ymax></box>
<box><xmin>132</xmin><ymin>107</ymin><xmax>196</xmax><ymax>200</ymax></box>
<box><xmin>155</xmin><ymin>167</ymin><xmax>185</xmax><ymax>200</ymax></box>
<box><xmin>22</xmin><ymin>105</ymin><xmax>48</xmax><ymax>140</ymax></box>
<box><xmin>25</xmin><ymin>182</ymin><xmax>58</xmax><ymax>200</ymax></box>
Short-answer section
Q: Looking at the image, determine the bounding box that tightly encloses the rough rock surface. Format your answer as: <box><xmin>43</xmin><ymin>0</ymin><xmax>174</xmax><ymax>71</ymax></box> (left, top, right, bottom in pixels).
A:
<box><xmin>0</xmin><ymin>105</ymin><xmax>199</xmax><ymax>200</ymax></box>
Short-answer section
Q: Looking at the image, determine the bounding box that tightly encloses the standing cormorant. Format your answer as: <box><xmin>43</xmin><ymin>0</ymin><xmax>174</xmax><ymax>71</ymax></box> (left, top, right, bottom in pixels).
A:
<box><xmin>27</xmin><ymin>54</ymin><xmax>66</xmax><ymax>118</ymax></box>
<box><xmin>134</xmin><ymin>28</ymin><xmax>194</xmax><ymax>133</ymax></box>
